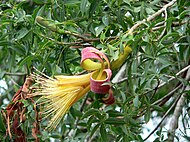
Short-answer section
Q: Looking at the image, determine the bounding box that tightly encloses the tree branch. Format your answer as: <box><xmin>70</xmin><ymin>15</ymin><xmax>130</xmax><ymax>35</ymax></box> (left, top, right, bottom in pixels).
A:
<box><xmin>167</xmin><ymin>68</ymin><xmax>190</xmax><ymax>141</ymax></box>
<box><xmin>112</xmin><ymin>63</ymin><xmax>127</xmax><ymax>83</ymax></box>
<box><xmin>134</xmin><ymin>83</ymin><xmax>183</xmax><ymax>119</ymax></box>
<box><xmin>128</xmin><ymin>0</ymin><xmax>177</xmax><ymax>35</ymax></box>
<box><xmin>144</xmin><ymin>93</ymin><xmax>181</xmax><ymax>141</ymax></box>
<box><xmin>144</xmin><ymin>65</ymin><xmax>190</xmax><ymax>95</ymax></box>
<box><xmin>156</xmin><ymin>8</ymin><xmax>167</xmax><ymax>41</ymax></box>
<box><xmin>114</xmin><ymin>0</ymin><xmax>178</xmax><ymax>84</ymax></box>
<box><xmin>36</xmin><ymin>16</ymin><xmax>116</xmax><ymax>44</ymax></box>
<box><xmin>152</xmin><ymin>20</ymin><xmax>190</xmax><ymax>31</ymax></box>
<box><xmin>152</xmin><ymin>84</ymin><xmax>183</xmax><ymax>106</ymax></box>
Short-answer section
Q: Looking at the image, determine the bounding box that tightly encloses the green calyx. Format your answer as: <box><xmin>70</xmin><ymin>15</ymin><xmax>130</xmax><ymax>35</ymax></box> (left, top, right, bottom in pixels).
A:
<box><xmin>36</xmin><ymin>16</ymin><xmax>64</xmax><ymax>33</ymax></box>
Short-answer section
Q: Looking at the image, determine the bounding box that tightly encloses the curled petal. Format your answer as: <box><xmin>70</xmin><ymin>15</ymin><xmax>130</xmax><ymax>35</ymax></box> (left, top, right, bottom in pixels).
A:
<box><xmin>81</xmin><ymin>47</ymin><xmax>112</xmax><ymax>94</ymax></box>
<box><xmin>81</xmin><ymin>47</ymin><xmax>110</xmax><ymax>71</ymax></box>
<box><xmin>90</xmin><ymin>69</ymin><xmax>112</xmax><ymax>94</ymax></box>
<box><xmin>102</xmin><ymin>89</ymin><xmax>115</xmax><ymax>105</ymax></box>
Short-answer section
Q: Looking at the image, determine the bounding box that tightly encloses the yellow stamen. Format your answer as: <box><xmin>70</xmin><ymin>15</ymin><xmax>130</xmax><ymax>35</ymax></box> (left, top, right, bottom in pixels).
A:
<box><xmin>33</xmin><ymin>73</ymin><xmax>91</xmax><ymax>130</ymax></box>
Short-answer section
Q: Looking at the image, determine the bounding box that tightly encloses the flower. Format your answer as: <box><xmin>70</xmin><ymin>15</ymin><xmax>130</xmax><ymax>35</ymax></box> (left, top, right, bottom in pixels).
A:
<box><xmin>32</xmin><ymin>47</ymin><xmax>113</xmax><ymax>130</ymax></box>
<box><xmin>81</xmin><ymin>47</ymin><xmax>112</xmax><ymax>94</ymax></box>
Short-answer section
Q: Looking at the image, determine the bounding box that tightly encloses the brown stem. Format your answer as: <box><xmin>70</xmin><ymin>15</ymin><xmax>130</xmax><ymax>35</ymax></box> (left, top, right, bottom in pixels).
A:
<box><xmin>5</xmin><ymin>72</ymin><xmax>27</xmax><ymax>76</ymax></box>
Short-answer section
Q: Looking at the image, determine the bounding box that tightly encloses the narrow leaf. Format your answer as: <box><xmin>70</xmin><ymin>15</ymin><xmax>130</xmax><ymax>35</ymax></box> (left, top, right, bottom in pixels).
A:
<box><xmin>82</xmin><ymin>108</ymin><xmax>100</xmax><ymax>119</ymax></box>
<box><xmin>100</xmin><ymin>124</ymin><xmax>107</xmax><ymax>141</ymax></box>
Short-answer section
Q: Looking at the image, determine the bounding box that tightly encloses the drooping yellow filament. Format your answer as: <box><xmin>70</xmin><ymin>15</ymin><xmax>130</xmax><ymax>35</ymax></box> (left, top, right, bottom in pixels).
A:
<box><xmin>33</xmin><ymin>73</ymin><xmax>92</xmax><ymax>130</ymax></box>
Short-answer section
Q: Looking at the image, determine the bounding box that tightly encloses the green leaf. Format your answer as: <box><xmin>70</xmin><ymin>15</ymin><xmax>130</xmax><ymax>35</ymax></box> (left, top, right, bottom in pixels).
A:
<box><xmin>34</xmin><ymin>0</ymin><xmax>51</xmax><ymax>4</ymax></box>
<box><xmin>19</xmin><ymin>55</ymin><xmax>34</xmax><ymax>67</ymax></box>
<box><xmin>95</xmin><ymin>25</ymin><xmax>105</xmax><ymax>37</ymax></box>
<box><xmin>82</xmin><ymin>108</ymin><xmax>100</xmax><ymax>119</ymax></box>
<box><xmin>15</xmin><ymin>28</ymin><xmax>29</xmax><ymax>40</ymax></box>
<box><xmin>106</xmin><ymin>110</ymin><xmax>124</xmax><ymax>117</ymax></box>
<box><xmin>120</xmin><ymin>91</ymin><xmax>126</xmax><ymax>102</ymax></box>
<box><xmin>112</xmin><ymin>50</ymin><xmax>119</xmax><ymax>61</ymax></box>
<box><xmin>179</xmin><ymin>9</ymin><xmax>190</xmax><ymax>19</ymax></box>
<box><xmin>70</xmin><ymin>107</ymin><xmax>83</xmax><ymax>118</ymax></box>
<box><xmin>1</xmin><ymin>41</ymin><xmax>25</xmax><ymax>55</ymax></box>
<box><xmin>90</xmin><ymin>123</ymin><xmax>100</xmax><ymax>137</ymax></box>
<box><xmin>100</xmin><ymin>124</ymin><xmax>107</xmax><ymax>141</ymax></box>
<box><xmin>64</xmin><ymin>0</ymin><xmax>81</xmax><ymax>5</ymax></box>
<box><xmin>140</xmin><ymin>2</ymin><xmax>145</xmax><ymax>19</ymax></box>
<box><xmin>127</xmin><ymin>117</ymin><xmax>138</xmax><ymax>126</ymax></box>
<box><xmin>80</xmin><ymin>0</ymin><xmax>88</xmax><ymax>15</ymax></box>
<box><xmin>144</xmin><ymin>107</ymin><xmax>151</xmax><ymax>123</ymax></box>
<box><xmin>89</xmin><ymin>0</ymin><xmax>100</xmax><ymax>17</ymax></box>
<box><xmin>120</xmin><ymin>125</ymin><xmax>128</xmax><ymax>135</ymax></box>
<box><xmin>133</xmin><ymin>95</ymin><xmax>140</xmax><ymax>108</ymax></box>
<box><xmin>123</xmin><ymin>0</ymin><xmax>131</xmax><ymax>6</ymax></box>
<box><xmin>145</xmin><ymin>7</ymin><xmax>155</xmax><ymax>14</ymax></box>
<box><xmin>150</xmin><ymin>0</ymin><xmax>161</xmax><ymax>5</ymax></box>
<box><xmin>0</xmin><ymin>111</ymin><xmax>6</xmax><ymax>133</ymax></box>
<box><xmin>160</xmin><ymin>32</ymin><xmax>179</xmax><ymax>44</ymax></box>
<box><xmin>50</xmin><ymin>134</ymin><xmax>61</xmax><ymax>139</ymax></box>
<box><xmin>128</xmin><ymin>62</ymin><xmax>134</xmax><ymax>94</ymax></box>
<box><xmin>87</xmin><ymin>116</ymin><xmax>97</xmax><ymax>127</ymax></box>
<box><xmin>151</xmin><ymin>105</ymin><xmax>164</xmax><ymax>112</ymax></box>
<box><xmin>104</xmin><ymin>117</ymin><xmax>127</xmax><ymax>124</ymax></box>
<box><xmin>102</xmin><ymin>15</ymin><xmax>109</xmax><ymax>26</ymax></box>
<box><xmin>36</xmin><ymin>5</ymin><xmax>46</xmax><ymax>17</ymax></box>
<box><xmin>100</xmin><ymin>32</ymin><xmax>106</xmax><ymax>43</ymax></box>
<box><xmin>21</xmin><ymin>99</ymin><xmax>29</xmax><ymax>107</ymax></box>
<box><xmin>166</xmin><ymin>17</ymin><xmax>176</xmax><ymax>32</ymax></box>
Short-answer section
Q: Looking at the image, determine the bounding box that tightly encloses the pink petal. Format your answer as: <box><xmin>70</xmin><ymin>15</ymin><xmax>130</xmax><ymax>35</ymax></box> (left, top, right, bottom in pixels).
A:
<box><xmin>90</xmin><ymin>69</ymin><xmax>112</xmax><ymax>94</ymax></box>
<box><xmin>81</xmin><ymin>47</ymin><xmax>103</xmax><ymax>64</ymax></box>
<box><xmin>102</xmin><ymin>89</ymin><xmax>115</xmax><ymax>105</ymax></box>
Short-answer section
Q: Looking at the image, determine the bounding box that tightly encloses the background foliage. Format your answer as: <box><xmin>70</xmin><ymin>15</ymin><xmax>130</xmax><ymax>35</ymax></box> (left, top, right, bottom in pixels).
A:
<box><xmin>0</xmin><ymin>0</ymin><xmax>190</xmax><ymax>141</ymax></box>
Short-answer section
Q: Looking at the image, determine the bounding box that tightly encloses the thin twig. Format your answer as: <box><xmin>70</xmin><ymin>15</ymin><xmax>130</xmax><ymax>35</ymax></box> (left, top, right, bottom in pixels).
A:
<box><xmin>128</xmin><ymin>0</ymin><xmax>177</xmax><ymax>35</ymax></box>
<box><xmin>152</xmin><ymin>20</ymin><xmax>190</xmax><ymax>31</ymax></box>
<box><xmin>39</xmin><ymin>33</ymin><xmax>116</xmax><ymax>46</ymax></box>
<box><xmin>152</xmin><ymin>84</ymin><xmax>183</xmax><ymax>106</ymax></box>
<box><xmin>156</xmin><ymin>8</ymin><xmax>167</xmax><ymax>41</ymax></box>
<box><xmin>5</xmin><ymin>72</ymin><xmax>27</xmax><ymax>76</ymax></box>
<box><xmin>152</xmin><ymin>25</ymin><xmax>165</xmax><ymax>31</ymax></box>
<box><xmin>39</xmin><ymin>33</ymin><xmax>85</xmax><ymax>46</ymax></box>
<box><xmin>158</xmin><ymin>65</ymin><xmax>190</xmax><ymax>87</ymax></box>
<box><xmin>155</xmin><ymin>21</ymin><xmax>165</xmax><ymax>27</ymax></box>
<box><xmin>64</xmin><ymin>30</ymin><xmax>89</xmax><ymax>41</ymax></box>
<box><xmin>150</xmin><ymin>79</ymin><xmax>160</xmax><ymax>100</ymax></box>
